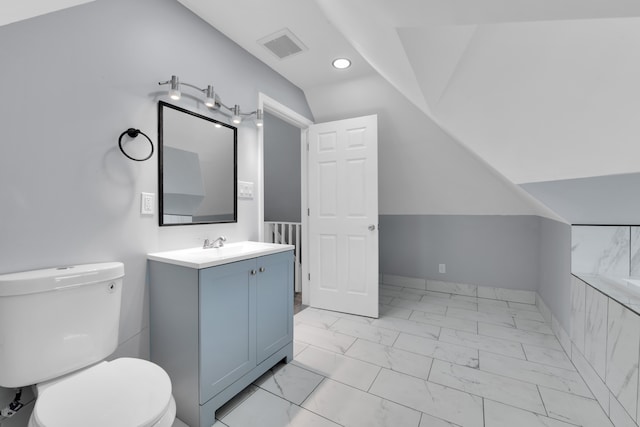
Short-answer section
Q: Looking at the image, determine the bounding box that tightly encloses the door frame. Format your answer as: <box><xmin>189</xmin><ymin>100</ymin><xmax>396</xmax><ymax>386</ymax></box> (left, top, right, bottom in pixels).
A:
<box><xmin>257</xmin><ymin>93</ymin><xmax>313</xmax><ymax>305</ymax></box>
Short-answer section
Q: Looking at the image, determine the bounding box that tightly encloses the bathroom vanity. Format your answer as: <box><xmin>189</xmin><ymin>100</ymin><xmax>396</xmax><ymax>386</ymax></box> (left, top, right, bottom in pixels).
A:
<box><xmin>148</xmin><ymin>242</ymin><xmax>294</xmax><ymax>427</ymax></box>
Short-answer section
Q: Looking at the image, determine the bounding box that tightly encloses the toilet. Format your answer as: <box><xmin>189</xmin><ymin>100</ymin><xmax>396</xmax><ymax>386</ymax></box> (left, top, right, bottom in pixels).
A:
<box><xmin>0</xmin><ymin>262</ymin><xmax>176</xmax><ymax>427</ymax></box>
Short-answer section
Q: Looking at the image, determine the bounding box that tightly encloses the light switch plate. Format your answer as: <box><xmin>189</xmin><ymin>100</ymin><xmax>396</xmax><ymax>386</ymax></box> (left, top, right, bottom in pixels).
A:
<box><xmin>141</xmin><ymin>192</ymin><xmax>155</xmax><ymax>215</ymax></box>
<box><xmin>238</xmin><ymin>181</ymin><xmax>254</xmax><ymax>199</ymax></box>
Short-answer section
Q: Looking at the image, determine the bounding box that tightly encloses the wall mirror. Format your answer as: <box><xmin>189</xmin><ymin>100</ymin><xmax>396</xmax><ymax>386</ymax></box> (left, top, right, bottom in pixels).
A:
<box><xmin>158</xmin><ymin>101</ymin><xmax>237</xmax><ymax>226</ymax></box>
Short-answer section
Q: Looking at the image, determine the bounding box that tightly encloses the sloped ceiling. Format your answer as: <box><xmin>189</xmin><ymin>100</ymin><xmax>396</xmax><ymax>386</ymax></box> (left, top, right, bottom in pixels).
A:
<box><xmin>317</xmin><ymin>0</ymin><xmax>640</xmax><ymax>184</ymax></box>
<box><xmin>432</xmin><ymin>18</ymin><xmax>640</xmax><ymax>184</ymax></box>
<box><xmin>0</xmin><ymin>0</ymin><xmax>95</xmax><ymax>27</ymax></box>
<box><xmin>174</xmin><ymin>0</ymin><xmax>640</xmax><ymax>220</ymax></box>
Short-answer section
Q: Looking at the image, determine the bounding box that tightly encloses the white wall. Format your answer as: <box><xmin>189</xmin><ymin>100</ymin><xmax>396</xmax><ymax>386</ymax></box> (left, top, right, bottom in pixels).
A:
<box><xmin>305</xmin><ymin>73</ymin><xmax>559</xmax><ymax>217</ymax></box>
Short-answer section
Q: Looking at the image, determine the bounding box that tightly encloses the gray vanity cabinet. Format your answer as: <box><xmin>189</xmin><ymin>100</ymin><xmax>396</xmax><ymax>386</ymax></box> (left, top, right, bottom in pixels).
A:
<box><xmin>256</xmin><ymin>253</ymin><xmax>294</xmax><ymax>364</ymax></box>
<box><xmin>199</xmin><ymin>258</ymin><xmax>256</xmax><ymax>404</ymax></box>
<box><xmin>149</xmin><ymin>250</ymin><xmax>294</xmax><ymax>427</ymax></box>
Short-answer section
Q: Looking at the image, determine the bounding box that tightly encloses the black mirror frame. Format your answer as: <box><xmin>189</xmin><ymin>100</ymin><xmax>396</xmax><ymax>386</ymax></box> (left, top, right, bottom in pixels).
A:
<box><xmin>158</xmin><ymin>101</ymin><xmax>238</xmax><ymax>226</ymax></box>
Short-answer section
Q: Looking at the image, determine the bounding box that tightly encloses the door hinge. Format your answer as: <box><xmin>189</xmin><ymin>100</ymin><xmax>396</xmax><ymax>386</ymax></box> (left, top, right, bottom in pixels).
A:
<box><xmin>307</xmin><ymin>142</ymin><xmax>309</xmax><ymax>151</ymax></box>
<box><xmin>308</xmin><ymin>273</ymin><xmax>311</xmax><ymax>281</ymax></box>
<box><xmin>307</xmin><ymin>208</ymin><xmax>310</xmax><ymax>216</ymax></box>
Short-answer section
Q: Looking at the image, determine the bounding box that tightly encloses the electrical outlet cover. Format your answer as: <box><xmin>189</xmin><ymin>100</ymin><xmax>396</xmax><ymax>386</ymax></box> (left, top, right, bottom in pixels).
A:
<box><xmin>141</xmin><ymin>192</ymin><xmax>155</xmax><ymax>215</ymax></box>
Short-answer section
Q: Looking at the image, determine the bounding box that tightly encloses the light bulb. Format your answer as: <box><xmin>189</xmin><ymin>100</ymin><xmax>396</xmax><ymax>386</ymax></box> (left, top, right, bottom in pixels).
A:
<box><xmin>169</xmin><ymin>75</ymin><xmax>181</xmax><ymax>100</ymax></box>
<box><xmin>204</xmin><ymin>85</ymin><xmax>215</xmax><ymax>108</ymax></box>
<box><xmin>232</xmin><ymin>105</ymin><xmax>242</xmax><ymax>124</ymax></box>
<box><xmin>332</xmin><ymin>58</ymin><xmax>351</xmax><ymax>69</ymax></box>
<box><xmin>255</xmin><ymin>109</ymin><xmax>264</xmax><ymax>127</ymax></box>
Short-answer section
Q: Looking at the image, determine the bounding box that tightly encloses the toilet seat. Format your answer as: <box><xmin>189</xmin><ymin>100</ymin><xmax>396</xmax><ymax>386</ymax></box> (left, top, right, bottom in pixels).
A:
<box><xmin>30</xmin><ymin>358</ymin><xmax>173</xmax><ymax>427</ymax></box>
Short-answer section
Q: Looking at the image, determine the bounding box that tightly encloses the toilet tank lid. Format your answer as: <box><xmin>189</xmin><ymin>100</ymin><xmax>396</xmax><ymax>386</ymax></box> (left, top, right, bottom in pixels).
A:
<box><xmin>0</xmin><ymin>262</ymin><xmax>124</xmax><ymax>297</ymax></box>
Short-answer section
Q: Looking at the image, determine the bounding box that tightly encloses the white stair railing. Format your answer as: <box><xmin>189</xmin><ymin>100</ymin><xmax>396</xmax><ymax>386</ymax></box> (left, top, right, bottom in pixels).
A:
<box><xmin>265</xmin><ymin>221</ymin><xmax>302</xmax><ymax>292</ymax></box>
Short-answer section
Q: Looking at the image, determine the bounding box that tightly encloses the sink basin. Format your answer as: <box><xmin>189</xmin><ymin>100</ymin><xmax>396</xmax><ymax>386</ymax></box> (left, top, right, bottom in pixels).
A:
<box><xmin>148</xmin><ymin>241</ymin><xmax>294</xmax><ymax>269</ymax></box>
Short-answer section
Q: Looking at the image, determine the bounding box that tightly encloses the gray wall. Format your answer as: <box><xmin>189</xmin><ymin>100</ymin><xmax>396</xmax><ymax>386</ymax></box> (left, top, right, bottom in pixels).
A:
<box><xmin>379</xmin><ymin>215</ymin><xmax>541</xmax><ymax>290</ymax></box>
<box><xmin>0</xmin><ymin>0</ymin><xmax>311</xmax><ymax>399</ymax></box>
<box><xmin>538</xmin><ymin>216</ymin><xmax>572</xmax><ymax>331</ymax></box>
<box><xmin>521</xmin><ymin>172</ymin><xmax>640</xmax><ymax>225</ymax></box>
<box><xmin>521</xmin><ymin>173</ymin><xmax>638</xmax><ymax>330</ymax></box>
<box><xmin>379</xmin><ymin>214</ymin><xmax>572</xmax><ymax>329</ymax></box>
<box><xmin>263</xmin><ymin>112</ymin><xmax>302</xmax><ymax>223</ymax></box>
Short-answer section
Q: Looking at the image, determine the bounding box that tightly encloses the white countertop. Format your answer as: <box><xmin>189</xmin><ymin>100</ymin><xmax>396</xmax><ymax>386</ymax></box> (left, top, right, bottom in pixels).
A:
<box><xmin>148</xmin><ymin>241</ymin><xmax>294</xmax><ymax>269</ymax></box>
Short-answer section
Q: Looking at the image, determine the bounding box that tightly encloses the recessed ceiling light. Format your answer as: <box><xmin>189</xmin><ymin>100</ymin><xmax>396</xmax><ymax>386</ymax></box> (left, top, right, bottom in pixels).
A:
<box><xmin>332</xmin><ymin>58</ymin><xmax>351</xmax><ymax>69</ymax></box>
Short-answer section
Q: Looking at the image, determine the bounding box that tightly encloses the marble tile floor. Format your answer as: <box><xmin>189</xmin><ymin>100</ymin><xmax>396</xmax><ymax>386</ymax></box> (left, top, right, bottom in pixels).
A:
<box><xmin>180</xmin><ymin>284</ymin><xmax>615</xmax><ymax>427</ymax></box>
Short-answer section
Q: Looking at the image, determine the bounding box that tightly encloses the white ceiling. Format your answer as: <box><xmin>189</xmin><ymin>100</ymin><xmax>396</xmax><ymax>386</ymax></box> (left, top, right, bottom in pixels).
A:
<box><xmin>178</xmin><ymin>0</ymin><xmax>640</xmax><ymax>184</ymax></box>
<box><xmin>0</xmin><ymin>0</ymin><xmax>95</xmax><ymax>27</ymax></box>
<box><xmin>177</xmin><ymin>0</ymin><xmax>377</xmax><ymax>90</ymax></box>
<box><xmin>9</xmin><ymin>0</ymin><xmax>640</xmax><ymax>185</ymax></box>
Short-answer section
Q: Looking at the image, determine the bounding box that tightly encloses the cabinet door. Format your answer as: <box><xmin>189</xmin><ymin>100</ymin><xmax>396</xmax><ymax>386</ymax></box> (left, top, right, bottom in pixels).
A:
<box><xmin>256</xmin><ymin>251</ymin><xmax>294</xmax><ymax>364</ymax></box>
<box><xmin>199</xmin><ymin>259</ymin><xmax>256</xmax><ymax>404</ymax></box>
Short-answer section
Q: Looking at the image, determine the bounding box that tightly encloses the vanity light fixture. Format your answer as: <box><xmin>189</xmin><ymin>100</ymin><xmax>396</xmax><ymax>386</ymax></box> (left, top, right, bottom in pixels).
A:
<box><xmin>158</xmin><ymin>75</ymin><xmax>263</xmax><ymax>127</ymax></box>
<box><xmin>231</xmin><ymin>105</ymin><xmax>242</xmax><ymax>124</ymax></box>
<box><xmin>204</xmin><ymin>85</ymin><xmax>216</xmax><ymax>108</ymax></box>
<box><xmin>168</xmin><ymin>75</ymin><xmax>181</xmax><ymax>100</ymax></box>
<box><xmin>332</xmin><ymin>58</ymin><xmax>351</xmax><ymax>69</ymax></box>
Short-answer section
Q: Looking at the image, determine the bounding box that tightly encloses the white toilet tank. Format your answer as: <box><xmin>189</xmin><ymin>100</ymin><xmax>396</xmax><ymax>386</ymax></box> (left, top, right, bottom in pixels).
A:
<box><xmin>0</xmin><ymin>263</ymin><xmax>124</xmax><ymax>388</ymax></box>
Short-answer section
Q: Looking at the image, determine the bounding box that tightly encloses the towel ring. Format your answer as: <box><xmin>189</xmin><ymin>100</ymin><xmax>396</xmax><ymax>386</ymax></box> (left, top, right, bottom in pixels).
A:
<box><xmin>118</xmin><ymin>128</ymin><xmax>154</xmax><ymax>162</ymax></box>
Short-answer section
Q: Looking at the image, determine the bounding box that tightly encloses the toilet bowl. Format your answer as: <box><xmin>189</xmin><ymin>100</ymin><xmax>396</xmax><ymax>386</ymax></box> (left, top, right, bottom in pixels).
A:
<box><xmin>0</xmin><ymin>263</ymin><xmax>176</xmax><ymax>427</ymax></box>
<box><xmin>28</xmin><ymin>358</ymin><xmax>176</xmax><ymax>427</ymax></box>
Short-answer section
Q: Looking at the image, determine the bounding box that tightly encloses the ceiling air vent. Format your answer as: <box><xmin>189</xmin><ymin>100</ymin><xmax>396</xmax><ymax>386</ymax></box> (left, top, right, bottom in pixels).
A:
<box><xmin>258</xmin><ymin>28</ymin><xmax>307</xmax><ymax>60</ymax></box>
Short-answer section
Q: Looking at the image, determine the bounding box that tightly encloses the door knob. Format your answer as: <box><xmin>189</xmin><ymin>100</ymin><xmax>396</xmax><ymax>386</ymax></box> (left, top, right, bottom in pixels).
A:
<box><xmin>250</xmin><ymin>269</ymin><xmax>257</xmax><ymax>276</ymax></box>
<box><xmin>259</xmin><ymin>267</ymin><xmax>265</xmax><ymax>273</ymax></box>
<box><xmin>368</xmin><ymin>224</ymin><xmax>376</xmax><ymax>231</ymax></box>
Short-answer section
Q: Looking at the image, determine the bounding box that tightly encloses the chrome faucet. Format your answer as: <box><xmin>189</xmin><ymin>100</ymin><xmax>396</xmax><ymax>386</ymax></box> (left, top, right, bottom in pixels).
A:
<box><xmin>203</xmin><ymin>236</ymin><xmax>227</xmax><ymax>249</ymax></box>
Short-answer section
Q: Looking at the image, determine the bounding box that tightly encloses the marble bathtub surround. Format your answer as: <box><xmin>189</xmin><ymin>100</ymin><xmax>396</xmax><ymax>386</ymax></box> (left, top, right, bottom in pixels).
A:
<box><xmin>572</xmin><ymin>225</ymin><xmax>630</xmax><ymax>276</ymax></box>
<box><xmin>576</xmin><ymin>274</ymin><xmax>640</xmax><ymax>316</ymax></box>
<box><xmin>571</xmin><ymin>225</ymin><xmax>640</xmax><ymax>316</ymax></box>
<box><xmin>569</xmin><ymin>274</ymin><xmax>640</xmax><ymax>427</ymax></box>
<box><xmin>214</xmin><ymin>283</ymin><xmax>614</xmax><ymax>427</ymax></box>
<box><xmin>584</xmin><ymin>284</ymin><xmax>608</xmax><ymax>378</ymax></box>
<box><xmin>606</xmin><ymin>298</ymin><xmax>640</xmax><ymax>420</ymax></box>
<box><xmin>632</xmin><ymin>226</ymin><xmax>640</xmax><ymax>277</ymax></box>
<box><xmin>570</xmin><ymin>275</ymin><xmax>587</xmax><ymax>353</ymax></box>
<box><xmin>570</xmin><ymin>342</ymin><xmax>611</xmax><ymax>416</ymax></box>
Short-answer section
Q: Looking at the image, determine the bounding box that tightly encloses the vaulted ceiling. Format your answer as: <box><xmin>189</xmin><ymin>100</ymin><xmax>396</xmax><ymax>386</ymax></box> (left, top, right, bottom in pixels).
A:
<box><xmin>9</xmin><ymin>0</ymin><xmax>640</xmax><ymax>187</ymax></box>
<box><xmin>0</xmin><ymin>0</ymin><xmax>95</xmax><ymax>27</ymax></box>
<box><xmin>177</xmin><ymin>0</ymin><xmax>640</xmax><ymax>186</ymax></box>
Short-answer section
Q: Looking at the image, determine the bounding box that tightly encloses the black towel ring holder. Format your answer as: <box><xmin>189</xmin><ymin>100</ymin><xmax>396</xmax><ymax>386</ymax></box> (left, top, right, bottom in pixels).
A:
<box><xmin>118</xmin><ymin>128</ymin><xmax>154</xmax><ymax>162</ymax></box>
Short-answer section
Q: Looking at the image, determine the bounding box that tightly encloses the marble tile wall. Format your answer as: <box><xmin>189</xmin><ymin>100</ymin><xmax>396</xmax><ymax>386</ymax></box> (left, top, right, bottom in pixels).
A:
<box><xmin>571</xmin><ymin>226</ymin><xmax>630</xmax><ymax>276</ymax></box>
<box><xmin>569</xmin><ymin>275</ymin><xmax>640</xmax><ymax>425</ymax></box>
<box><xmin>631</xmin><ymin>227</ymin><xmax>640</xmax><ymax>277</ymax></box>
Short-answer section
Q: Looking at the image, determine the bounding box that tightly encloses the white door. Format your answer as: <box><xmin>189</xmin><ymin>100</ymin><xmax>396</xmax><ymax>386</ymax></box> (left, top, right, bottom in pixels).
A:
<box><xmin>308</xmin><ymin>115</ymin><xmax>378</xmax><ymax>318</ymax></box>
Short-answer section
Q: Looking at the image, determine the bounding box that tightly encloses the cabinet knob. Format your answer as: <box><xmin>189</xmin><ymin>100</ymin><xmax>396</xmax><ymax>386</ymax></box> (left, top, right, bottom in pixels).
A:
<box><xmin>250</xmin><ymin>269</ymin><xmax>257</xmax><ymax>276</ymax></box>
<box><xmin>259</xmin><ymin>267</ymin><xmax>266</xmax><ymax>273</ymax></box>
